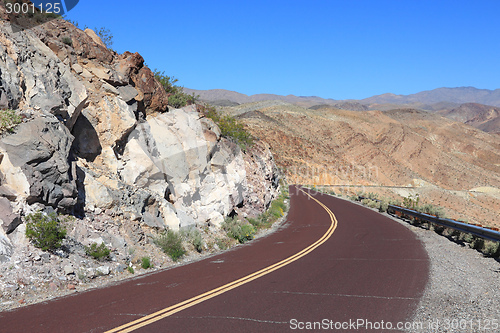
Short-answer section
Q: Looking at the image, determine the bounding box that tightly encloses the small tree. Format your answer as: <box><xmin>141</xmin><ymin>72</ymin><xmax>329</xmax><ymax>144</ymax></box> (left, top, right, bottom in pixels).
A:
<box><xmin>25</xmin><ymin>213</ymin><xmax>66</xmax><ymax>251</ymax></box>
<box><xmin>94</xmin><ymin>27</ymin><xmax>113</xmax><ymax>48</ymax></box>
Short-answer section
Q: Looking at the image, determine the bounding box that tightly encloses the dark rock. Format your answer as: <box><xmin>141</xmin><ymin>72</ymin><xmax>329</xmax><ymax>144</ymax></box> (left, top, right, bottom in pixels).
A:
<box><xmin>0</xmin><ymin>117</ymin><xmax>77</xmax><ymax>210</ymax></box>
<box><xmin>0</xmin><ymin>197</ymin><xmax>21</xmax><ymax>234</ymax></box>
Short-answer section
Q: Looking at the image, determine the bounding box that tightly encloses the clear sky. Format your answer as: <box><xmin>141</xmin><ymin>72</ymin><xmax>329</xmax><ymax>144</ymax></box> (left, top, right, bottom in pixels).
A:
<box><xmin>64</xmin><ymin>0</ymin><xmax>500</xmax><ymax>100</ymax></box>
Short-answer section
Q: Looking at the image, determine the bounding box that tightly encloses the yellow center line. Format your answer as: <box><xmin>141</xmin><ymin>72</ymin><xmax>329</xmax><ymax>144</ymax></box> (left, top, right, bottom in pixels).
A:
<box><xmin>106</xmin><ymin>188</ymin><xmax>337</xmax><ymax>333</ymax></box>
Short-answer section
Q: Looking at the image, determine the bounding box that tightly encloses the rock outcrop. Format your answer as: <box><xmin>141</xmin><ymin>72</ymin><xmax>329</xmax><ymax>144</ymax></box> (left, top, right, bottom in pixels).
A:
<box><xmin>0</xmin><ymin>6</ymin><xmax>280</xmax><ymax>265</ymax></box>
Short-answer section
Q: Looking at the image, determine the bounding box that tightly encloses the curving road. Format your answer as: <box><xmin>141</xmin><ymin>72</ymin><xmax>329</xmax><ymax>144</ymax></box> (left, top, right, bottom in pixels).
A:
<box><xmin>0</xmin><ymin>186</ymin><xmax>429</xmax><ymax>332</ymax></box>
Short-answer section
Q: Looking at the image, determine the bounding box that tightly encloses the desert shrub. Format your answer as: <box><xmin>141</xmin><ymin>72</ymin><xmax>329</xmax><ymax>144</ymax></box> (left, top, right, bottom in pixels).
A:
<box><xmin>419</xmin><ymin>203</ymin><xmax>447</xmax><ymax>218</ymax></box>
<box><xmin>153</xmin><ymin>230</ymin><xmax>186</xmax><ymax>261</ymax></box>
<box><xmin>367</xmin><ymin>200</ymin><xmax>380</xmax><ymax>210</ymax></box>
<box><xmin>25</xmin><ymin>213</ymin><xmax>66</xmax><ymax>251</ymax></box>
<box><xmin>378</xmin><ymin>200</ymin><xmax>389</xmax><ymax>213</ymax></box>
<box><xmin>153</xmin><ymin>70</ymin><xmax>198</xmax><ymax>109</ymax></box>
<box><xmin>247</xmin><ymin>217</ymin><xmax>261</xmax><ymax>228</ymax></box>
<box><xmin>215</xmin><ymin>237</ymin><xmax>231</xmax><ymax>250</ymax></box>
<box><xmin>94</xmin><ymin>27</ymin><xmax>113</xmax><ymax>48</ymax></box>
<box><xmin>127</xmin><ymin>266</ymin><xmax>135</xmax><ymax>274</ymax></box>
<box><xmin>403</xmin><ymin>194</ymin><xmax>420</xmax><ymax>210</ymax></box>
<box><xmin>197</xmin><ymin>104</ymin><xmax>254</xmax><ymax>150</ymax></box>
<box><xmin>85</xmin><ymin>242</ymin><xmax>111</xmax><ymax>261</ymax></box>
<box><xmin>349</xmin><ymin>194</ymin><xmax>358</xmax><ymax>201</ymax></box>
<box><xmin>182</xmin><ymin>228</ymin><xmax>204</xmax><ymax>253</ymax></box>
<box><xmin>0</xmin><ymin>109</ymin><xmax>22</xmax><ymax>134</ymax></box>
<box><xmin>482</xmin><ymin>241</ymin><xmax>500</xmax><ymax>257</ymax></box>
<box><xmin>141</xmin><ymin>257</ymin><xmax>152</xmax><ymax>269</ymax></box>
<box><xmin>62</xmin><ymin>36</ymin><xmax>72</xmax><ymax>46</ymax></box>
<box><xmin>459</xmin><ymin>232</ymin><xmax>474</xmax><ymax>243</ymax></box>
<box><xmin>470</xmin><ymin>236</ymin><xmax>485</xmax><ymax>250</ymax></box>
<box><xmin>222</xmin><ymin>217</ymin><xmax>256</xmax><ymax>243</ymax></box>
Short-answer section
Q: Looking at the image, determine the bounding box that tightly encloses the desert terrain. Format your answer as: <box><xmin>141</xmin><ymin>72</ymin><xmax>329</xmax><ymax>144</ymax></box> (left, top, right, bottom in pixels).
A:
<box><xmin>220</xmin><ymin>101</ymin><xmax>500</xmax><ymax>227</ymax></box>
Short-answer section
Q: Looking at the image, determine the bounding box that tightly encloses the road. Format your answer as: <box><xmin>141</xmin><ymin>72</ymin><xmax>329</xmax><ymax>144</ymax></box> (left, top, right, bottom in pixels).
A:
<box><xmin>0</xmin><ymin>186</ymin><xmax>429</xmax><ymax>332</ymax></box>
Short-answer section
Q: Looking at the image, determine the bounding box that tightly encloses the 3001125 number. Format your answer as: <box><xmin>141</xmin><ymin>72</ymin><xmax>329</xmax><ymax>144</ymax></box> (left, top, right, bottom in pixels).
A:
<box><xmin>5</xmin><ymin>1</ymin><xmax>61</xmax><ymax>14</ymax></box>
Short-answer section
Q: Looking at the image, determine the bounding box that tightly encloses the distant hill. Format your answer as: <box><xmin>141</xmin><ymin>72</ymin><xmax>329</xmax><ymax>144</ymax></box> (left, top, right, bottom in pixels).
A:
<box><xmin>439</xmin><ymin>103</ymin><xmax>500</xmax><ymax>134</ymax></box>
<box><xmin>184</xmin><ymin>86</ymin><xmax>500</xmax><ymax>110</ymax></box>
<box><xmin>361</xmin><ymin>87</ymin><xmax>500</xmax><ymax>106</ymax></box>
<box><xmin>186</xmin><ymin>87</ymin><xmax>500</xmax><ymax>133</ymax></box>
<box><xmin>183</xmin><ymin>88</ymin><xmax>338</xmax><ymax>108</ymax></box>
<box><xmin>225</xmin><ymin>101</ymin><xmax>500</xmax><ymax>227</ymax></box>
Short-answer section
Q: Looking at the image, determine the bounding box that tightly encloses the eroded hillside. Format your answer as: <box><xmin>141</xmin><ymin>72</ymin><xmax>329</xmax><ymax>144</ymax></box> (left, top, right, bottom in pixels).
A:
<box><xmin>226</xmin><ymin>103</ymin><xmax>500</xmax><ymax>227</ymax></box>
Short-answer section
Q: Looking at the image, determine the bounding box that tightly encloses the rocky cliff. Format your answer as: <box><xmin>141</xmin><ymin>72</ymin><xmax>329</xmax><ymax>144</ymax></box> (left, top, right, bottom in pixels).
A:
<box><xmin>0</xmin><ymin>9</ymin><xmax>280</xmax><ymax>269</ymax></box>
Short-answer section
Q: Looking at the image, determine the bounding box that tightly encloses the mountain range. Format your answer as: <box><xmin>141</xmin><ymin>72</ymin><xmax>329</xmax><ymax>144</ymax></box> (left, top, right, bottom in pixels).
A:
<box><xmin>184</xmin><ymin>86</ymin><xmax>500</xmax><ymax>108</ymax></box>
<box><xmin>184</xmin><ymin>86</ymin><xmax>500</xmax><ymax>135</ymax></box>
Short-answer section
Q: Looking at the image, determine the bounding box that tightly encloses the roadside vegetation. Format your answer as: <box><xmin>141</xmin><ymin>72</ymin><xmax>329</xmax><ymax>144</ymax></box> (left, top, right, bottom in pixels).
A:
<box><xmin>223</xmin><ymin>185</ymin><xmax>289</xmax><ymax>243</ymax></box>
<box><xmin>85</xmin><ymin>242</ymin><xmax>111</xmax><ymax>261</ymax></box>
<box><xmin>197</xmin><ymin>103</ymin><xmax>254</xmax><ymax>151</ymax></box>
<box><xmin>153</xmin><ymin>230</ymin><xmax>186</xmax><ymax>262</ymax></box>
<box><xmin>153</xmin><ymin>70</ymin><xmax>198</xmax><ymax>108</ymax></box>
<box><xmin>0</xmin><ymin>109</ymin><xmax>22</xmax><ymax>134</ymax></box>
<box><xmin>25</xmin><ymin>212</ymin><xmax>67</xmax><ymax>252</ymax></box>
<box><xmin>307</xmin><ymin>186</ymin><xmax>500</xmax><ymax>258</ymax></box>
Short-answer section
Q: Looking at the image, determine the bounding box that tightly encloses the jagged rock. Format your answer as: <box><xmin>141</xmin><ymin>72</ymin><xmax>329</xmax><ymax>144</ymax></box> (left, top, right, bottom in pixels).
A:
<box><xmin>0</xmin><ymin>228</ymin><xmax>12</xmax><ymax>262</ymax></box>
<box><xmin>0</xmin><ymin>116</ymin><xmax>77</xmax><ymax>210</ymax></box>
<box><xmin>0</xmin><ymin>197</ymin><xmax>21</xmax><ymax>234</ymax></box>
<box><xmin>84</xmin><ymin>28</ymin><xmax>106</xmax><ymax>49</ymax></box>
<box><xmin>0</xmin><ymin>23</ymin><xmax>88</xmax><ymax>130</ymax></box>
<box><xmin>118</xmin><ymin>86</ymin><xmax>139</xmax><ymax>103</ymax></box>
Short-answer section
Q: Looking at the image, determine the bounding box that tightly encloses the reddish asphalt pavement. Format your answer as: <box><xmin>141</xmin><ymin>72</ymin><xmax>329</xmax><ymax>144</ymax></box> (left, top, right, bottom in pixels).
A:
<box><xmin>0</xmin><ymin>186</ymin><xmax>429</xmax><ymax>332</ymax></box>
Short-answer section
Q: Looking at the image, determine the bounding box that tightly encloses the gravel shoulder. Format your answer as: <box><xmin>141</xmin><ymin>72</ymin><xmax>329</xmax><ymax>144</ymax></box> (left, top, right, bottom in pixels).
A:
<box><xmin>387</xmin><ymin>213</ymin><xmax>500</xmax><ymax>332</ymax></box>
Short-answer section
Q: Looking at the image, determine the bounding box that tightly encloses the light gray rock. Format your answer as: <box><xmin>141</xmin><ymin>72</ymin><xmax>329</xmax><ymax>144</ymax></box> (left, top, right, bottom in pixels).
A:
<box><xmin>0</xmin><ymin>228</ymin><xmax>12</xmax><ymax>262</ymax></box>
<box><xmin>101</xmin><ymin>81</ymin><xmax>119</xmax><ymax>95</ymax></box>
<box><xmin>63</xmin><ymin>265</ymin><xmax>74</xmax><ymax>275</ymax></box>
<box><xmin>96</xmin><ymin>265</ymin><xmax>110</xmax><ymax>276</ymax></box>
<box><xmin>118</xmin><ymin>86</ymin><xmax>139</xmax><ymax>103</ymax></box>
<box><xmin>0</xmin><ymin>24</ymin><xmax>88</xmax><ymax>130</ymax></box>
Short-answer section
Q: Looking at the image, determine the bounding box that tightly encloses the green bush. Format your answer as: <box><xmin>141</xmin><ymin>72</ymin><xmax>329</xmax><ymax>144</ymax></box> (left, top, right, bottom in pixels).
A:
<box><xmin>25</xmin><ymin>212</ymin><xmax>66</xmax><ymax>251</ymax></box>
<box><xmin>62</xmin><ymin>36</ymin><xmax>72</xmax><ymax>46</ymax></box>
<box><xmin>222</xmin><ymin>217</ymin><xmax>256</xmax><ymax>243</ymax></box>
<box><xmin>181</xmin><ymin>228</ymin><xmax>204</xmax><ymax>253</ymax></box>
<box><xmin>153</xmin><ymin>70</ymin><xmax>198</xmax><ymax>109</ymax></box>
<box><xmin>482</xmin><ymin>241</ymin><xmax>500</xmax><ymax>257</ymax></box>
<box><xmin>378</xmin><ymin>200</ymin><xmax>389</xmax><ymax>213</ymax></box>
<box><xmin>0</xmin><ymin>109</ymin><xmax>22</xmax><ymax>134</ymax></box>
<box><xmin>85</xmin><ymin>242</ymin><xmax>111</xmax><ymax>261</ymax></box>
<box><xmin>141</xmin><ymin>257</ymin><xmax>152</xmax><ymax>269</ymax></box>
<box><xmin>198</xmin><ymin>104</ymin><xmax>254</xmax><ymax>150</ymax></box>
<box><xmin>94</xmin><ymin>27</ymin><xmax>113</xmax><ymax>48</ymax></box>
<box><xmin>153</xmin><ymin>230</ymin><xmax>186</xmax><ymax>261</ymax></box>
<box><xmin>127</xmin><ymin>266</ymin><xmax>135</xmax><ymax>274</ymax></box>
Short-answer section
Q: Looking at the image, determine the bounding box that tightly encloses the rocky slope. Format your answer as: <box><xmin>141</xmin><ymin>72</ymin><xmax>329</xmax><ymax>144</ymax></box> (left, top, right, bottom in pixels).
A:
<box><xmin>223</xmin><ymin>102</ymin><xmax>500</xmax><ymax>227</ymax></box>
<box><xmin>0</xmin><ymin>6</ymin><xmax>280</xmax><ymax>307</ymax></box>
<box><xmin>439</xmin><ymin>103</ymin><xmax>500</xmax><ymax>135</ymax></box>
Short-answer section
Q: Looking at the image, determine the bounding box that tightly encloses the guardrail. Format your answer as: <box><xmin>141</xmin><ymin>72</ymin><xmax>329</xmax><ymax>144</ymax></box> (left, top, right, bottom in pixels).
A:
<box><xmin>358</xmin><ymin>196</ymin><xmax>500</xmax><ymax>243</ymax></box>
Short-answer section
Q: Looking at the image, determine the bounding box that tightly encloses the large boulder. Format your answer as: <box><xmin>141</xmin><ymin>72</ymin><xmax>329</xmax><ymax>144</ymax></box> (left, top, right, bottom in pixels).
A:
<box><xmin>118</xmin><ymin>106</ymin><xmax>248</xmax><ymax>229</ymax></box>
<box><xmin>0</xmin><ymin>116</ymin><xmax>77</xmax><ymax>210</ymax></box>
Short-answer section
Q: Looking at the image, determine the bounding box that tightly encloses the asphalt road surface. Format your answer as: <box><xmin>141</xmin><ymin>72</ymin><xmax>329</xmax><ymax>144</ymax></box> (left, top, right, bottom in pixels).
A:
<box><xmin>0</xmin><ymin>186</ymin><xmax>429</xmax><ymax>332</ymax></box>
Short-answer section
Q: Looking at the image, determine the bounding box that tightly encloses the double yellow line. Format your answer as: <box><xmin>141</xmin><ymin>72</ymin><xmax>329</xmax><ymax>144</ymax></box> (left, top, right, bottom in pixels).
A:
<box><xmin>106</xmin><ymin>189</ymin><xmax>338</xmax><ymax>333</ymax></box>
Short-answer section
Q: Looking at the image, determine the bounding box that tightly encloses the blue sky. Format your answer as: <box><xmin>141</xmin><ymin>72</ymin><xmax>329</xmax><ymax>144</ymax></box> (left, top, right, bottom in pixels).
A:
<box><xmin>64</xmin><ymin>0</ymin><xmax>500</xmax><ymax>100</ymax></box>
